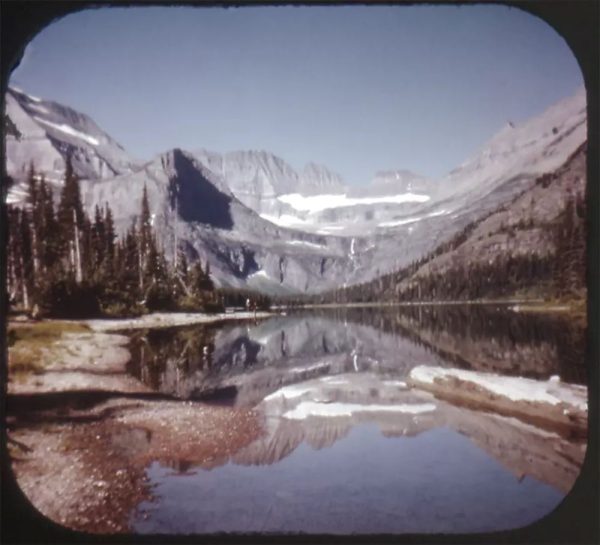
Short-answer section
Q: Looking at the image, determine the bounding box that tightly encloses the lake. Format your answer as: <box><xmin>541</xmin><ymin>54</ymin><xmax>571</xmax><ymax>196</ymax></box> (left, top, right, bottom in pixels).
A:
<box><xmin>125</xmin><ymin>304</ymin><xmax>587</xmax><ymax>534</ymax></box>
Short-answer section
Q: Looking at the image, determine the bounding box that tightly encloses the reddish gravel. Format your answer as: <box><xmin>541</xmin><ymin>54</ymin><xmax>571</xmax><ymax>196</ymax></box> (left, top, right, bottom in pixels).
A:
<box><xmin>9</xmin><ymin>398</ymin><xmax>263</xmax><ymax>534</ymax></box>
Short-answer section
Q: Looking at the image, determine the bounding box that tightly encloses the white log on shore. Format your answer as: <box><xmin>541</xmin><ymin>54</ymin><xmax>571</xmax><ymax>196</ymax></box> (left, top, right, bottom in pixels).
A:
<box><xmin>408</xmin><ymin>365</ymin><xmax>588</xmax><ymax>436</ymax></box>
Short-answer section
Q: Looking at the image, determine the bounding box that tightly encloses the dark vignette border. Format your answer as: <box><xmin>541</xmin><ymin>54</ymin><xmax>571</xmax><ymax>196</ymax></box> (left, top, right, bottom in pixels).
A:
<box><xmin>0</xmin><ymin>1</ymin><xmax>598</xmax><ymax>544</ymax></box>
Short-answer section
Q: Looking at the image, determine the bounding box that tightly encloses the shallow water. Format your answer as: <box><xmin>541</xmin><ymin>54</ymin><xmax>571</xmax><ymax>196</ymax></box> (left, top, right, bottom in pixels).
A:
<box><xmin>126</xmin><ymin>305</ymin><xmax>586</xmax><ymax>534</ymax></box>
<box><xmin>131</xmin><ymin>425</ymin><xmax>565</xmax><ymax>534</ymax></box>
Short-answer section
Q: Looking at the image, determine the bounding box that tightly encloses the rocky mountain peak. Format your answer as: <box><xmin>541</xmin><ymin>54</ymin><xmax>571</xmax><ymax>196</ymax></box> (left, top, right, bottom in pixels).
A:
<box><xmin>299</xmin><ymin>162</ymin><xmax>346</xmax><ymax>195</ymax></box>
<box><xmin>5</xmin><ymin>86</ymin><xmax>139</xmax><ymax>183</ymax></box>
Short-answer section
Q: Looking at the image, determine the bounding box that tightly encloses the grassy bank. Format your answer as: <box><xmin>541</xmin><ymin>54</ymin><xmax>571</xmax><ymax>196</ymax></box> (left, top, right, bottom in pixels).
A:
<box><xmin>8</xmin><ymin>321</ymin><xmax>91</xmax><ymax>377</ymax></box>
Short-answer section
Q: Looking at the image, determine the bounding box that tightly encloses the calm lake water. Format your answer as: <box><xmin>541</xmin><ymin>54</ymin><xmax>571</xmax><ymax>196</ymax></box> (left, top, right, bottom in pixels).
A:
<box><xmin>126</xmin><ymin>305</ymin><xmax>587</xmax><ymax>534</ymax></box>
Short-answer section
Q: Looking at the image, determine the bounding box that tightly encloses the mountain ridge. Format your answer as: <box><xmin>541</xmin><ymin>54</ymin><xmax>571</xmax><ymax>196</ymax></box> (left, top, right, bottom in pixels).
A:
<box><xmin>5</xmin><ymin>85</ymin><xmax>587</xmax><ymax>295</ymax></box>
<box><xmin>6</xmin><ymin>86</ymin><xmax>140</xmax><ymax>184</ymax></box>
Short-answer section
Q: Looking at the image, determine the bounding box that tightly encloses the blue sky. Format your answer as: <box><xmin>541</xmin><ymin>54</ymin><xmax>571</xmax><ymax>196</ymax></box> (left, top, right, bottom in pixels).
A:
<box><xmin>9</xmin><ymin>5</ymin><xmax>583</xmax><ymax>185</ymax></box>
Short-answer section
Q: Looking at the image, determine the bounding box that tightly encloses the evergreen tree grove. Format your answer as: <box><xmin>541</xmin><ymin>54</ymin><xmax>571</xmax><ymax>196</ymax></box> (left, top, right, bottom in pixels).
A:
<box><xmin>6</xmin><ymin>165</ymin><xmax>219</xmax><ymax>318</ymax></box>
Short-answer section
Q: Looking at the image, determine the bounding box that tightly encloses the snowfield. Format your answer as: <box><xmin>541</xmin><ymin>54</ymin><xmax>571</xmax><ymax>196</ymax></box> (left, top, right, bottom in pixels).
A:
<box><xmin>278</xmin><ymin>192</ymin><xmax>431</xmax><ymax>213</ymax></box>
<box><xmin>248</xmin><ymin>269</ymin><xmax>270</xmax><ymax>280</ymax></box>
<box><xmin>378</xmin><ymin>209</ymin><xmax>451</xmax><ymax>228</ymax></box>
<box><xmin>286</xmin><ymin>240</ymin><xmax>327</xmax><ymax>249</ymax></box>
<box><xmin>27</xmin><ymin>103</ymin><xmax>50</xmax><ymax>114</ymax></box>
<box><xmin>33</xmin><ymin>117</ymin><xmax>101</xmax><ymax>146</ymax></box>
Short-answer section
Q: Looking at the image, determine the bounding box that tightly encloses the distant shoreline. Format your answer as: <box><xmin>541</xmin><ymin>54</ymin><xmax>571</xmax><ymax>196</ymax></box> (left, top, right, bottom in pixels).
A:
<box><xmin>298</xmin><ymin>299</ymin><xmax>533</xmax><ymax>308</ymax></box>
<box><xmin>291</xmin><ymin>298</ymin><xmax>581</xmax><ymax>312</ymax></box>
<box><xmin>9</xmin><ymin>297</ymin><xmax>584</xmax><ymax>331</ymax></box>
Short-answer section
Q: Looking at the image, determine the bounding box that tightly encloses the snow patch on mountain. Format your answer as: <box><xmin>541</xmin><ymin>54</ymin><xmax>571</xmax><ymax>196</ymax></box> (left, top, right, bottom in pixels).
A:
<box><xmin>249</xmin><ymin>270</ymin><xmax>270</xmax><ymax>279</ymax></box>
<box><xmin>10</xmin><ymin>86</ymin><xmax>41</xmax><ymax>102</ymax></box>
<box><xmin>27</xmin><ymin>103</ymin><xmax>50</xmax><ymax>114</ymax></box>
<box><xmin>259</xmin><ymin>213</ymin><xmax>314</xmax><ymax>228</ymax></box>
<box><xmin>278</xmin><ymin>192</ymin><xmax>431</xmax><ymax>213</ymax></box>
<box><xmin>378</xmin><ymin>209</ymin><xmax>451</xmax><ymax>228</ymax></box>
<box><xmin>33</xmin><ymin>117</ymin><xmax>100</xmax><ymax>146</ymax></box>
<box><xmin>286</xmin><ymin>240</ymin><xmax>327</xmax><ymax>250</ymax></box>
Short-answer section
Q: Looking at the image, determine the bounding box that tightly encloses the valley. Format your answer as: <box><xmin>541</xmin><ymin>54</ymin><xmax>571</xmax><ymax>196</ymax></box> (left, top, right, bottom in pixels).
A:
<box><xmin>5</xmin><ymin>85</ymin><xmax>587</xmax><ymax>299</ymax></box>
<box><xmin>3</xmin><ymin>2</ymin><xmax>595</xmax><ymax>538</ymax></box>
<box><xmin>4</xmin><ymin>84</ymin><xmax>590</xmax><ymax>536</ymax></box>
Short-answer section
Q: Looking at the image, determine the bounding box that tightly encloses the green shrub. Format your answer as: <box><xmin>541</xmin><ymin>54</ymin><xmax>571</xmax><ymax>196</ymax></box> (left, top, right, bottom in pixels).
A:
<box><xmin>201</xmin><ymin>300</ymin><xmax>225</xmax><ymax>314</ymax></box>
<box><xmin>35</xmin><ymin>279</ymin><xmax>101</xmax><ymax>318</ymax></box>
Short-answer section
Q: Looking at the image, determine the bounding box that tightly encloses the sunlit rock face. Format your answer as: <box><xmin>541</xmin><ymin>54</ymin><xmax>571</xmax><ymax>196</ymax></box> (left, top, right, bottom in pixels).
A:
<box><xmin>5</xmin><ymin>86</ymin><xmax>140</xmax><ymax>186</ymax></box>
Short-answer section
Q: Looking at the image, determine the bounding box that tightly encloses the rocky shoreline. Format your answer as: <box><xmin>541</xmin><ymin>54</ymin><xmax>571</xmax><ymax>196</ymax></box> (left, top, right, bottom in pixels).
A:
<box><xmin>6</xmin><ymin>311</ymin><xmax>270</xmax><ymax>534</ymax></box>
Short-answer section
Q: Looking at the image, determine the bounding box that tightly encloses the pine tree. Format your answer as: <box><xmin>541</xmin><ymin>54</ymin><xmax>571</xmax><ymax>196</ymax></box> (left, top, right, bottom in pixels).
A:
<box><xmin>57</xmin><ymin>155</ymin><xmax>84</xmax><ymax>282</ymax></box>
<box><xmin>25</xmin><ymin>164</ymin><xmax>42</xmax><ymax>277</ymax></box>
<box><xmin>143</xmin><ymin>235</ymin><xmax>173</xmax><ymax>310</ymax></box>
<box><xmin>79</xmin><ymin>215</ymin><xmax>93</xmax><ymax>282</ymax></box>
<box><xmin>203</xmin><ymin>261</ymin><xmax>214</xmax><ymax>292</ymax></box>
<box><xmin>189</xmin><ymin>262</ymin><xmax>205</xmax><ymax>300</ymax></box>
<box><xmin>103</xmin><ymin>203</ymin><xmax>116</xmax><ymax>280</ymax></box>
<box><xmin>138</xmin><ymin>184</ymin><xmax>153</xmax><ymax>290</ymax></box>
<box><xmin>25</xmin><ymin>162</ymin><xmax>37</xmax><ymax>210</ymax></box>
<box><xmin>554</xmin><ymin>194</ymin><xmax>586</xmax><ymax>296</ymax></box>
<box><xmin>121</xmin><ymin>220</ymin><xmax>141</xmax><ymax>297</ymax></box>
<box><xmin>7</xmin><ymin>207</ymin><xmax>22</xmax><ymax>307</ymax></box>
<box><xmin>173</xmin><ymin>248</ymin><xmax>191</xmax><ymax>299</ymax></box>
<box><xmin>18</xmin><ymin>209</ymin><xmax>34</xmax><ymax>308</ymax></box>
<box><xmin>38</xmin><ymin>177</ymin><xmax>60</xmax><ymax>273</ymax></box>
<box><xmin>89</xmin><ymin>204</ymin><xmax>106</xmax><ymax>281</ymax></box>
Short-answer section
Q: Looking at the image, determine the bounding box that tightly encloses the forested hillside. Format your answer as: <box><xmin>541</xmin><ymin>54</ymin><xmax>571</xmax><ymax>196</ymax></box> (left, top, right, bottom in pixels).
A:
<box><xmin>296</xmin><ymin>143</ymin><xmax>587</xmax><ymax>306</ymax></box>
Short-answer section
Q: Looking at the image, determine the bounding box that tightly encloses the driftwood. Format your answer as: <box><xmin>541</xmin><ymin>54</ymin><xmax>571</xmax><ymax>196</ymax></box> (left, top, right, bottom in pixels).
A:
<box><xmin>408</xmin><ymin>366</ymin><xmax>588</xmax><ymax>438</ymax></box>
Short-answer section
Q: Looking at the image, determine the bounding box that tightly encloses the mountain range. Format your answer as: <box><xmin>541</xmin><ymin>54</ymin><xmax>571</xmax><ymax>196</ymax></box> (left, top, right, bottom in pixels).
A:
<box><xmin>4</xmin><ymin>85</ymin><xmax>587</xmax><ymax>294</ymax></box>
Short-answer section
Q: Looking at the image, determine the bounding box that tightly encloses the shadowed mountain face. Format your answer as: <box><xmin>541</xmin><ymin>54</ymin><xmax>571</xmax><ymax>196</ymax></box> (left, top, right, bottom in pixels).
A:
<box><xmin>169</xmin><ymin>149</ymin><xmax>233</xmax><ymax>229</ymax></box>
<box><xmin>79</xmin><ymin>149</ymin><xmax>359</xmax><ymax>293</ymax></box>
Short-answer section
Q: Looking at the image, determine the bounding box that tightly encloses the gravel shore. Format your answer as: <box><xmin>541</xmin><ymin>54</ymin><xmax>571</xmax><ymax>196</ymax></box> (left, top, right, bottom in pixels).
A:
<box><xmin>6</xmin><ymin>312</ymin><xmax>268</xmax><ymax>534</ymax></box>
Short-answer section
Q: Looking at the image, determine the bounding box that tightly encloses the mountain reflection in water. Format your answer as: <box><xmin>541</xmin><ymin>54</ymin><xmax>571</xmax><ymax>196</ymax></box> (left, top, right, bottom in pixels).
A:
<box><xmin>132</xmin><ymin>425</ymin><xmax>566</xmax><ymax>534</ymax></box>
<box><xmin>126</xmin><ymin>306</ymin><xmax>587</xmax><ymax>534</ymax></box>
<box><xmin>126</xmin><ymin>305</ymin><xmax>586</xmax><ymax>404</ymax></box>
